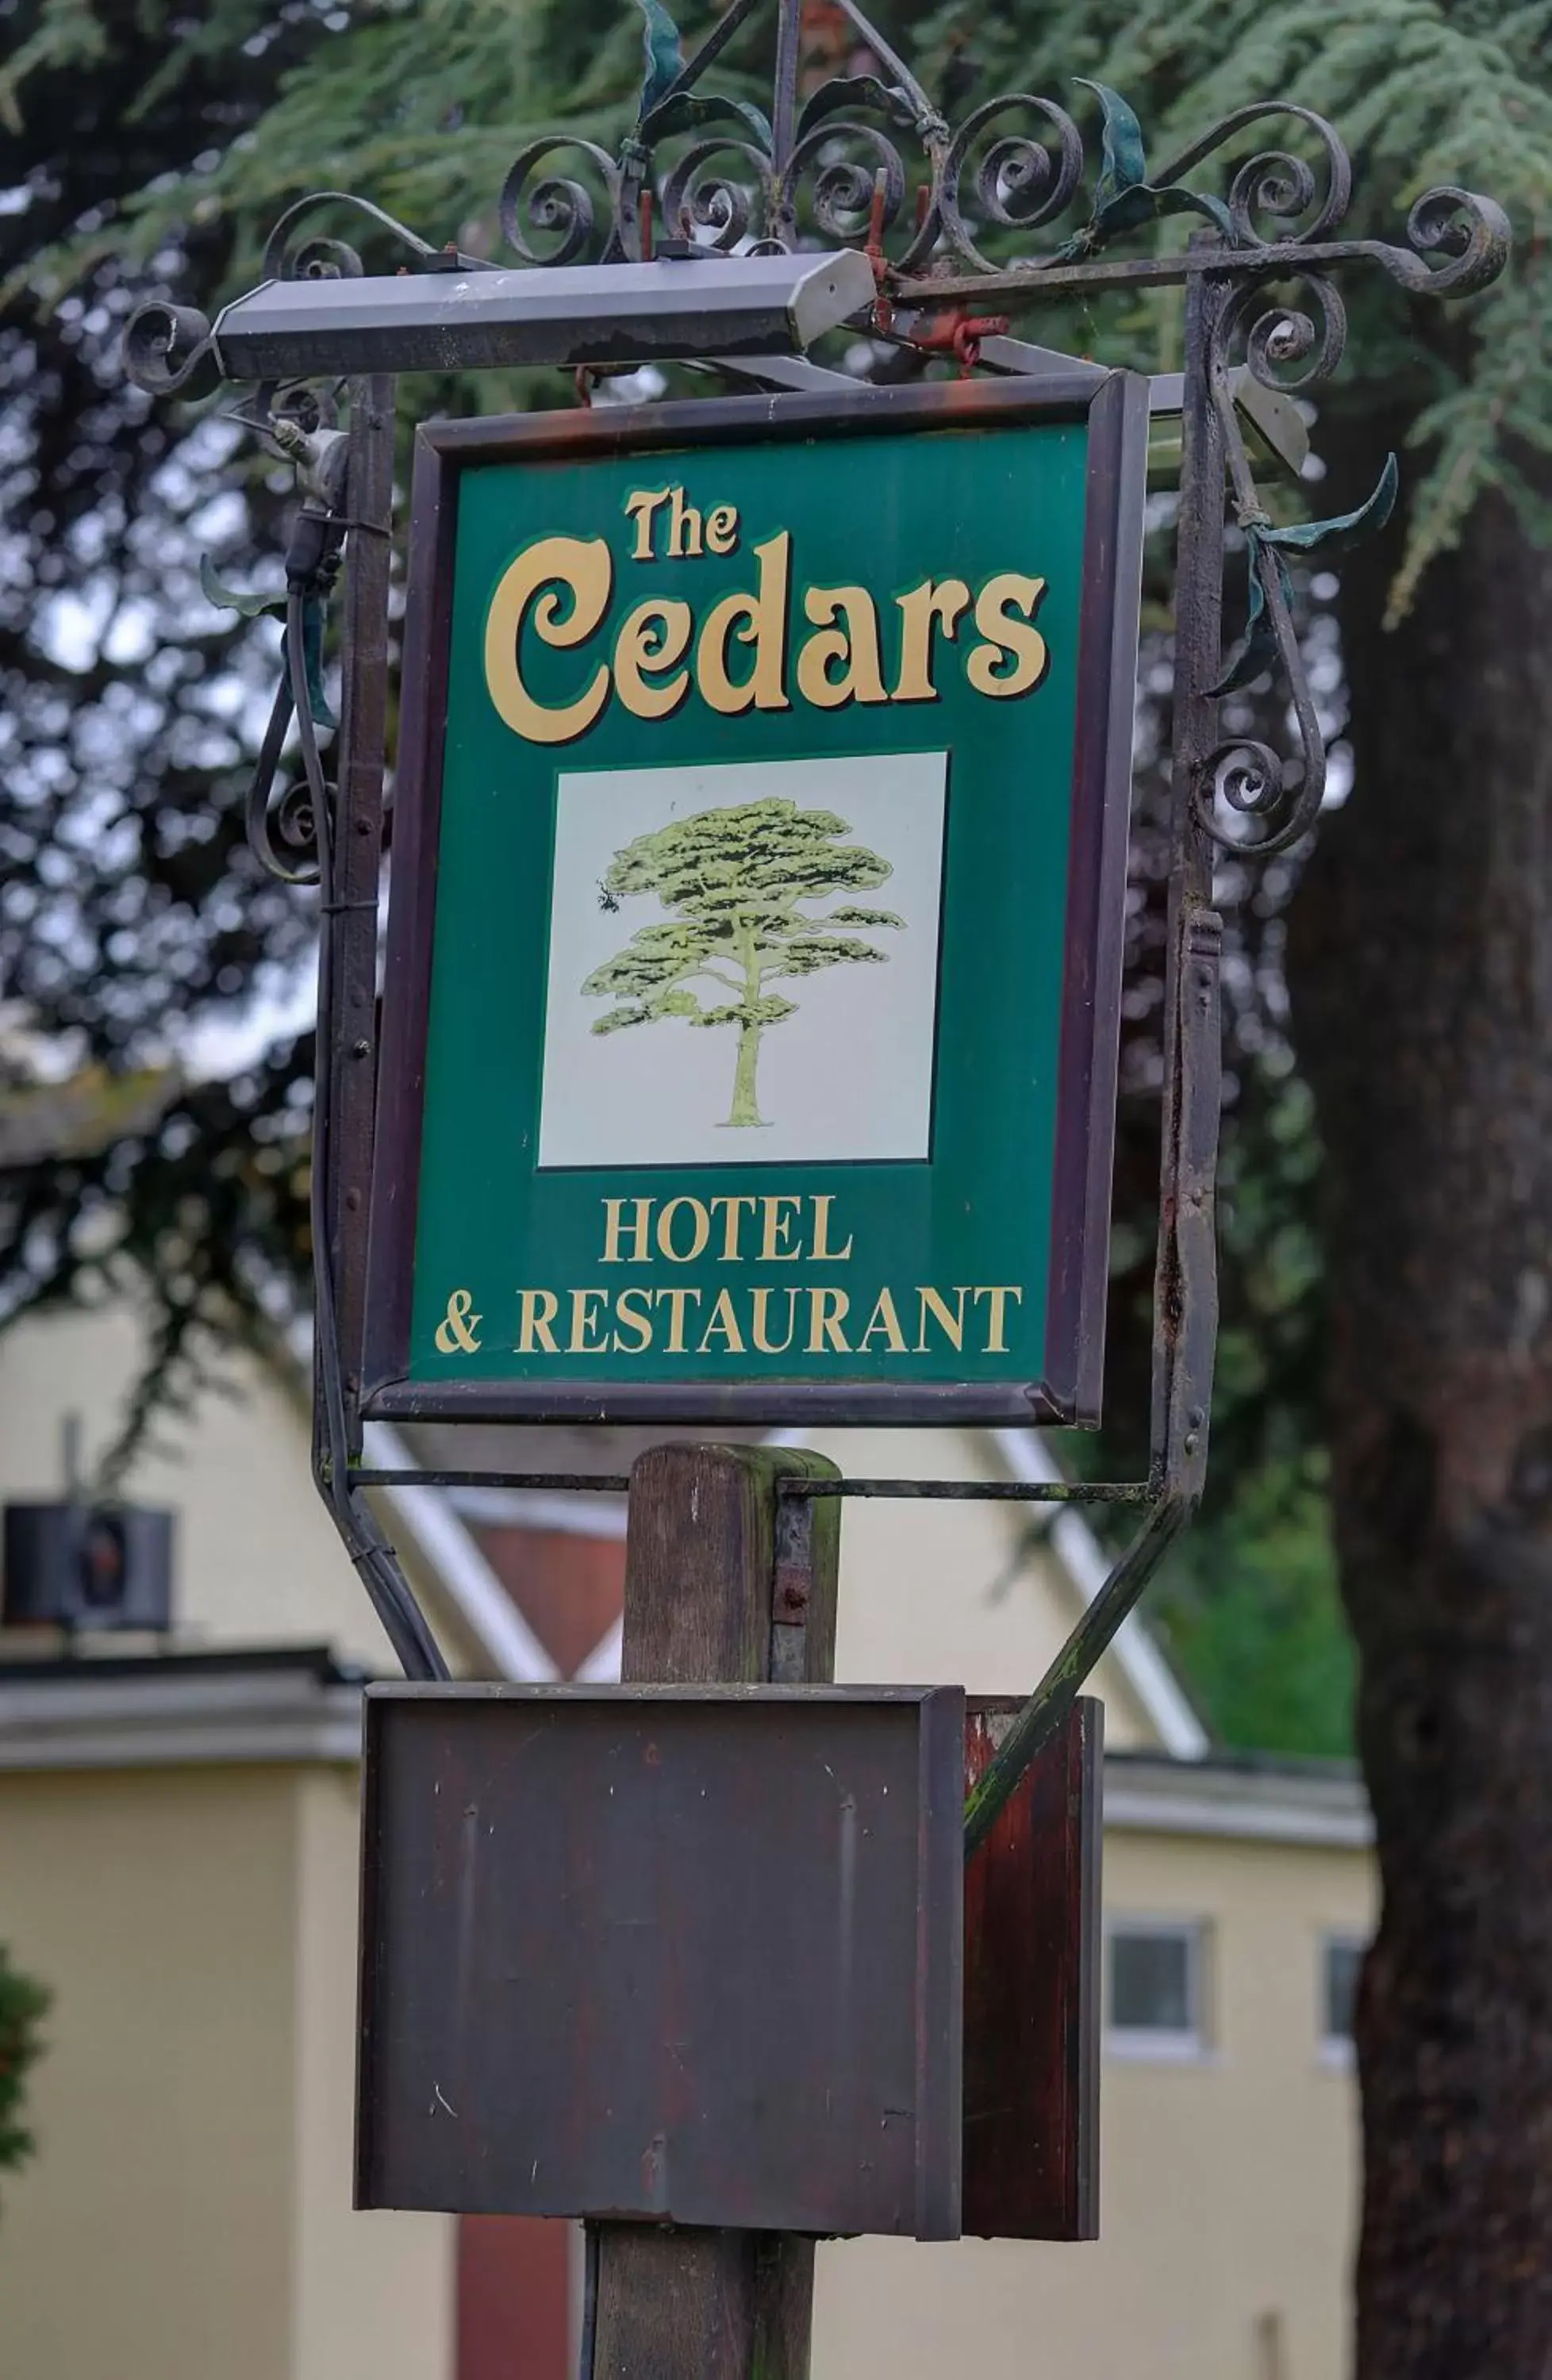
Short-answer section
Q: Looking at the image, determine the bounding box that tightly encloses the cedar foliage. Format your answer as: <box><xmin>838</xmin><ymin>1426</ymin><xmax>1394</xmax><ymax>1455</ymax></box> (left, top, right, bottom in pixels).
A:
<box><xmin>0</xmin><ymin>1947</ymin><xmax>49</xmax><ymax>2178</ymax></box>
<box><xmin>913</xmin><ymin>0</ymin><xmax>1552</xmax><ymax>609</ymax></box>
<box><xmin>0</xmin><ymin>0</ymin><xmax>350</xmax><ymax>1475</ymax></box>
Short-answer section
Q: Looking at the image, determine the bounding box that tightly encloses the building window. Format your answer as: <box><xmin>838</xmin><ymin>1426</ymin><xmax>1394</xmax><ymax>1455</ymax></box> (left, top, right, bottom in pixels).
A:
<box><xmin>1321</xmin><ymin>1933</ymin><xmax>1365</xmax><ymax>2063</ymax></box>
<box><xmin>1107</xmin><ymin>1920</ymin><xmax>1207</xmax><ymax>2060</ymax></box>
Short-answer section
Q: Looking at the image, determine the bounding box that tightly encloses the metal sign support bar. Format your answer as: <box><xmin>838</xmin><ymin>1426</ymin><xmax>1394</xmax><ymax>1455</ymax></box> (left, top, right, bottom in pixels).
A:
<box><xmin>121</xmin><ymin>24</ymin><xmax>1510</xmax><ymax>1849</ymax></box>
<box><xmin>348</xmin><ymin>1468</ymin><xmax>1154</xmax><ymax>1504</ymax></box>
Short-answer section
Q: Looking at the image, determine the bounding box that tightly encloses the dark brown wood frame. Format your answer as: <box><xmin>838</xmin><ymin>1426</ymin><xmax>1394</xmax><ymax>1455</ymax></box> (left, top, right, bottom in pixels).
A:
<box><xmin>362</xmin><ymin>370</ymin><xmax>1149</xmax><ymax>1430</ymax></box>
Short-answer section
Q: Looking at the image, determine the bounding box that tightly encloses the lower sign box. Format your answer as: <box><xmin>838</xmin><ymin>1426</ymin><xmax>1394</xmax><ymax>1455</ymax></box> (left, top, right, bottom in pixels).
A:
<box><xmin>962</xmin><ymin>1696</ymin><xmax>1102</xmax><ymax>2240</ymax></box>
<box><xmin>355</xmin><ymin>1683</ymin><xmax>965</xmax><ymax>2239</ymax></box>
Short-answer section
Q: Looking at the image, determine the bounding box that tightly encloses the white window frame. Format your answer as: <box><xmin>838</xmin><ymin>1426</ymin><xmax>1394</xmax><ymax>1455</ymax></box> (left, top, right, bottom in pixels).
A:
<box><xmin>1105</xmin><ymin>1916</ymin><xmax>1211</xmax><ymax>2063</ymax></box>
<box><xmin>1319</xmin><ymin>1930</ymin><xmax>1366</xmax><ymax>2069</ymax></box>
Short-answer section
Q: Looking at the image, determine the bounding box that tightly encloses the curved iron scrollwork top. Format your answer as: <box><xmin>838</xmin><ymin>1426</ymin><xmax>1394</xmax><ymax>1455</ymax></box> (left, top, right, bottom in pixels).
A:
<box><xmin>125</xmin><ymin>11</ymin><xmax>1509</xmax><ymax>862</ymax></box>
<box><xmin>488</xmin><ymin>40</ymin><xmax>1506</xmax><ymax>854</ymax></box>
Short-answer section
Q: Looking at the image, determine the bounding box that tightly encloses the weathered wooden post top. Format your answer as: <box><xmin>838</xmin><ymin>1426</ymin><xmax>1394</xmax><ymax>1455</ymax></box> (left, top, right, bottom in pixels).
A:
<box><xmin>125</xmin><ymin>7</ymin><xmax>1508</xmax><ymax>2370</ymax></box>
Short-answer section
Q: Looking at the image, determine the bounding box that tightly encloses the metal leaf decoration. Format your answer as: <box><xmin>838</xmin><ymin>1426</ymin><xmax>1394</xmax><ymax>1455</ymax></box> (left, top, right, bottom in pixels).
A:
<box><xmin>290</xmin><ymin>597</ymin><xmax>337</xmax><ymax>734</ymax></box>
<box><xmin>200</xmin><ymin>558</ymin><xmax>335</xmax><ymax>731</ymax></box>
<box><xmin>1209</xmin><ymin>454</ymin><xmax>1399</xmax><ymax>695</ymax></box>
<box><xmin>1058</xmin><ymin>82</ymin><xmax>1234</xmax><ymax>259</ymax></box>
<box><xmin>796</xmin><ymin>75</ymin><xmax>920</xmax><ymax>142</ymax></box>
<box><xmin>642</xmin><ymin>89</ymin><xmax>773</xmax><ymax>150</ymax></box>
<box><xmin>1259</xmin><ymin>451</ymin><xmax>1399</xmax><ymax>556</ymax></box>
<box><xmin>1085</xmin><ymin>79</ymin><xmax>1148</xmax><ymax>209</ymax></box>
<box><xmin>635</xmin><ymin>0</ymin><xmax>686</xmax><ymax>124</ymax></box>
<box><xmin>198</xmin><ymin>553</ymin><xmax>284</xmax><ymax>621</ymax></box>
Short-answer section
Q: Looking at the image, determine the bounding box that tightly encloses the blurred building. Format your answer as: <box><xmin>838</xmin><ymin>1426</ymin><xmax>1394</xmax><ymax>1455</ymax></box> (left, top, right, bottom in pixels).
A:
<box><xmin>0</xmin><ymin>1303</ymin><xmax>1372</xmax><ymax>2380</ymax></box>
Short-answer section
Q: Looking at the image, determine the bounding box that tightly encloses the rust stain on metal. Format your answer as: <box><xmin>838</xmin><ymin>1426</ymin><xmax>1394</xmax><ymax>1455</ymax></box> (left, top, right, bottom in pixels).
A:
<box><xmin>772</xmin><ymin>1560</ymin><xmax>809</xmax><ymax>1622</ymax></box>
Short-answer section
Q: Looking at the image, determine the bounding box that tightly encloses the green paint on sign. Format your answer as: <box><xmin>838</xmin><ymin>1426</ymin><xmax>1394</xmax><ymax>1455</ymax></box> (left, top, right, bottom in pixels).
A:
<box><xmin>368</xmin><ymin>381</ymin><xmax>1146</xmax><ymax>1427</ymax></box>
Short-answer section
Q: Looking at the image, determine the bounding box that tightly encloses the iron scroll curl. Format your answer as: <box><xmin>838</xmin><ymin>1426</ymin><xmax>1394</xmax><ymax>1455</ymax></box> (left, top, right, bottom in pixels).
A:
<box><xmin>1194</xmin><ymin>267</ymin><xmax>1351</xmax><ymax>858</ymax></box>
<box><xmin>122</xmin><ymin>298</ymin><xmax>215</xmax><ymax>395</ymax></box>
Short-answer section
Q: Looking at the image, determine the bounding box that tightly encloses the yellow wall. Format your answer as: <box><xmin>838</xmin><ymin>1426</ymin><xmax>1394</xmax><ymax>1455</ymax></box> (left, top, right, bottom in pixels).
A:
<box><xmin>814</xmin><ymin>1825</ymin><xmax>1373</xmax><ymax>2380</ymax></box>
<box><xmin>291</xmin><ymin>1768</ymin><xmax>455</xmax><ymax>2380</ymax></box>
<box><xmin>0</xmin><ymin>1765</ymin><xmax>296</xmax><ymax>2379</ymax></box>
<box><xmin>0</xmin><ymin>1760</ymin><xmax>454</xmax><ymax>2380</ymax></box>
<box><xmin>0</xmin><ymin>1306</ymin><xmax>402</xmax><ymax>1673</ymax></box>
<box><xmin>0</xmin><ymin>1303</ymin><xmax>492</xmax><ymax>1679</ymax></box>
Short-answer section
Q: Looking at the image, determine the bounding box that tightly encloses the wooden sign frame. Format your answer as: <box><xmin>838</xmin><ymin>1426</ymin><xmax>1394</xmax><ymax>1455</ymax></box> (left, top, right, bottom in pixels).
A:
<box><xmin>362</xmin><ymin>372</ymin><xmax>1148</xmax><ymax>1430</ymax></box>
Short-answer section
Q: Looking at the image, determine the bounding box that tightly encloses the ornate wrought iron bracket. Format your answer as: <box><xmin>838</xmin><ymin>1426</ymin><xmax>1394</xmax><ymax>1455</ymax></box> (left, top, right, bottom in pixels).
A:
<box><xmin>121</xmin><ymin>3</ymin><xmax>1511</xmax><ymax>1822</ymax></box>
<box><xmin>125</xmin><ymin>11</ymin><xmax>1509</xmax><ymax>863</ymax></box>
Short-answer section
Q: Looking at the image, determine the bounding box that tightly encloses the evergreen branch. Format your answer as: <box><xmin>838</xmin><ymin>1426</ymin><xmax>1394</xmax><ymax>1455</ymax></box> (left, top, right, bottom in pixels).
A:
<box><xmin>0</xmin><ymin>1945</ymin><xmax>49</xmax><ymax>2177</ymax></box>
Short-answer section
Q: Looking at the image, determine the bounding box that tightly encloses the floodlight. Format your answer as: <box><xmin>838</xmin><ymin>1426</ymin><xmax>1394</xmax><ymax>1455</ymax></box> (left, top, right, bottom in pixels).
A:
<box><xmin>209</xmin><ymin>251</ymin><xmax>878</xmax><ymax>382</ymax></box>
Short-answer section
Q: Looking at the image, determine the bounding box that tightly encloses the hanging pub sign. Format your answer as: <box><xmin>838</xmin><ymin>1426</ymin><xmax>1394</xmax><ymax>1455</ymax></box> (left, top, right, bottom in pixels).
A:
<box><xmin>363</xmin><ymin>373</ymin><xmax>1148</xmax><ymax>1428</ymax></box>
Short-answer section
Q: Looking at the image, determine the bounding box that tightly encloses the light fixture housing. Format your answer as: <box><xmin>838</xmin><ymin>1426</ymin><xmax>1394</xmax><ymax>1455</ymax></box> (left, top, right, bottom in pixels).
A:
<box><xmin>209</xmin><ymin>250</ymin><xmax>878</xmax><ymax>381</ymax></box>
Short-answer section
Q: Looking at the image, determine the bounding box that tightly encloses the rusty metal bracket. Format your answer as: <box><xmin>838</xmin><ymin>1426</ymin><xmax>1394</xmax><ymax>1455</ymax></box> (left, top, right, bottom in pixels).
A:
<box><xmin>963</xmin><ymin>896</ymin><xmax>1223</xmax><ymax>1853</ymax></box>
<box><xmin>962</xmin><ymin>267</ymin><xmax>1227</xmax><ymax>1852</ymax></box>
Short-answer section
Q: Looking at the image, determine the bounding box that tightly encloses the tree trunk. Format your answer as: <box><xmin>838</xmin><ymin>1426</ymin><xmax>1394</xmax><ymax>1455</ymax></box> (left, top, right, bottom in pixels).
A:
<box><xmin>725</xmin><ymin>1019</ymin><xmax>766</xmax><ymax>1128</ymax></box>
<box><xmin>1287</xmin><ymin>421</ymin><xmax>1552</xmax><ymax>2376</ymax></box>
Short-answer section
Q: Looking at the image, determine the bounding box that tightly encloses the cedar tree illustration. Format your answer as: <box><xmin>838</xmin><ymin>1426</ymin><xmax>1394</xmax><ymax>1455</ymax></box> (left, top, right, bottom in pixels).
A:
<box><xmin>581</xmin><ymin>797</ymin><xmax>905</xmax><ymax>1127</ymax></box>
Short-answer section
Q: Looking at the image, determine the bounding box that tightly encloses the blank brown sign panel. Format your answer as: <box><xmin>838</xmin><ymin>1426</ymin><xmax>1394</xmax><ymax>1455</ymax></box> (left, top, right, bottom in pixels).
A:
<box><xmin>355</xmin><ymin>1683</ymin><xmax>965</xmax><ymax>2240</ymax></box>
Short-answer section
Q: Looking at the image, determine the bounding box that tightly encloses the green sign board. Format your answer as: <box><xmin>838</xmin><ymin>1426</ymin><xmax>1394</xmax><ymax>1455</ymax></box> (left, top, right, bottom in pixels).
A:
<box><xmin>365</xmin><ymin>375</ymin><xmax>1147</xmax><ymax>1428</ymax></box>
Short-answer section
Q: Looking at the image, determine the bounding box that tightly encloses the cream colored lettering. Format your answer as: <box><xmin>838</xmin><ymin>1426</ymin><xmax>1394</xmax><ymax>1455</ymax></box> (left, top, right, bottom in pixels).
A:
<box><xmin>892</xmin><ymin>576</ymin><xmax>971</xmax><ymax>703</ymax></box>
<box><xmin>698</xmin><ymin>532</ymin><xmax>792</xmax><ymax>716</ymax></box>
<box><xmin>655</xmin><ymin>1285</ymin><xmax>703</xmax><ymax>1353</ymax></box>
<box><xmin>567</xmin><ymin>1288</ymin><xmax>610</xmax><ymax>1355</ymax></box>
<box><xmin>710</xmin><ymin>1193</ymin><xmax>759</xmax><ymax>1262</ymax></box>
<box><xmin>516</xmin><ymin>1288</ymin><xmax>561</xmax><ymax>1353</ymax></box>
<box><xmin>657</xmin><ymin>1196</ymin><xmax>711</xmax><ymax>1263</ymax></box>
<box><xmin>601</xmin><ymin>1196</ymin><xmax>654</xmax><ymax>1264</ymax></box>
<box><xmin>795</xmin><ymin>585</ymin><xmax>888</xmax><ymax>711</ymax></box>
<box><xmin>858</xmin><ymin>1286</ymin><xmax>909</xmax><ymax>1353</ymax></box>
<box><xmin>484</xmin><ymin>535</ymin><xmax>613</xmax><ymax>745</ymax></box>
<box><xmin>751</xmin><ymin>1285</ymin><xmax>801</xmax><ymax>1354</ymax></box>
<box><xmin>667</xmin><ymin>486</ymin><xmax>704</xmax><ymax>560</ymax></box>
<box><xmin>915</xmin><ymin>1284</ymin><xmax>968</xmax><ymax>1352</ymax></box>
<box><xmin>624</xmin><ymin>487</ymin><xmax>672</xmax><ymax>561</ymax></box>
<box><xmin>614</xmin><ymin>598</ymin><xmax>693</xmax><ymax>721</ymax></box>
<box><xmin>485</xmin><ymin>524</ymin><xmax>1058</xmax><ymax>747</ymax></box>
<box><xmin>613</xmin><ymin>1286</ymin><xmax>655</xmax><ymax>1353</ymax></box>
<box><xmin>809</xmin><ymin>1195</ymin><xmax>853</xmax><ymax>1262</ymax></box>
<box><xmin>507</xmin><ymin>1280</ymin><xmax>1016</xmax><ymax>1361</ymax></box>
<box><xmin>698</xmin><ymin>1288</ymin><xmax>746</xmax><ymax>1354</ymax></box>
<box><xmin>759</xmin><ymin>1194</ymin><xmax>804</xmax><ymax>1262</ymax></box>
<box><xmin>806</xmin><ymin>1286</ymin><xmax>851</xmax><ymax>1353</ymax></box>
<box><xmin>972</xmin><ymin>1284</ymin><xmax>1024</xmax><ymax>1353</ymax></box>
<box><xmin>967</xmin><ymin>573</ymin><xmax>1048</xmax><ymax>698</ymax></box>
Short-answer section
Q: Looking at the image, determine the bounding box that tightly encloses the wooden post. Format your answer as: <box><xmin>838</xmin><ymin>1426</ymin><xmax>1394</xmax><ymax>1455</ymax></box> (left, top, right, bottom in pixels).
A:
<box><xmin>584</xmin><ymin>1441</ymin><xmax>841</xmax><ymax>2380</ymax></box>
